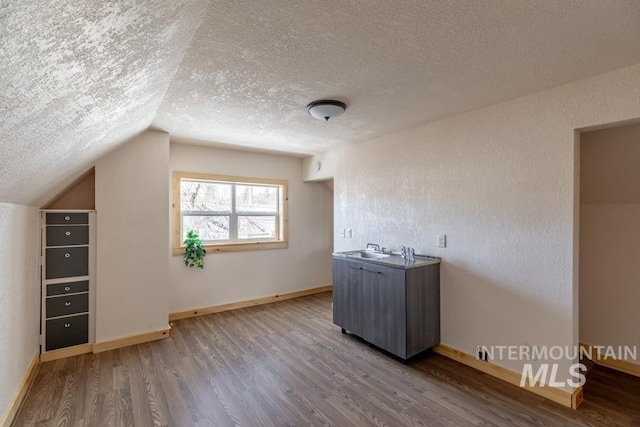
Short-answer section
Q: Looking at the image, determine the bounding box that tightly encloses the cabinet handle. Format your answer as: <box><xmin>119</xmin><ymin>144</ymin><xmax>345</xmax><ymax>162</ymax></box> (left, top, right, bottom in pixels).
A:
<box><xmin>64</xmin><ymin>323</ymin><xmax>71</xmax><ymax>328</ymax></box>
<box><xmin>65</xmin><ymin>253</ymin><xmax>70</xmax><ymax>258</ymax></box>
<box><xmin>65</xmin><ymin>302</ymin><xmax>71</xmax><ymax>306</ymax></box>
<box><xmin>65</xmin><ymin>231</ymin><xmax>71</xmax><ymax>236</ymax></box>
<box><xmin>363</xmin><ymin>270</ymin><xmax>384</xmax><ymax>275</ymax></box>
<box><xmin>347</xmin><ymin>264</ymin><xmax>384</xmax><ymax>275</ymax></box>
<box><xmin>65</xmin><ymin>216</ymin><xmax>70</xmax><ymax>221</ymax></box>
<box><xmin>64</xmin><ymin>286</ymin><xmax>71</xmax><ymax>291</ymax></box>
<box><xmin>349</xmin><ymin>265</ymin><xmax>384</xmax><ymax>274</ymax></box>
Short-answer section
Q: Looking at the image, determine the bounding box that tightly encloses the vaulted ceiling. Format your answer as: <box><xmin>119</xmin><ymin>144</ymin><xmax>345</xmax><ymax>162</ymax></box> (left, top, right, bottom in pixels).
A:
<box><xmin>2</xmin><ymin>0</ymin><xmax>640</xmax><ymax>205</ymax></box>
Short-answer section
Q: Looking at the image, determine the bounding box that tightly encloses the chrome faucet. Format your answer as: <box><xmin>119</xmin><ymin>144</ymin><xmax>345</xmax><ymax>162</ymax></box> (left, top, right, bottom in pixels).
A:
<box><xmin>366</xmin><ymin>243</ymin><xmax>381</xmax><ymax>252</ymax></box>
<box><xmin>401</xmin><ymin>246</ymin><xmax>415</xmax><ymax>261</ymax></box>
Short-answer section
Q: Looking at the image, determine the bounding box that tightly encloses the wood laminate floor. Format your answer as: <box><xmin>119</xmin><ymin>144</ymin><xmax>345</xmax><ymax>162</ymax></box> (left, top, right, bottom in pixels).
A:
<box><xmin>14</xmin><ymin>292</ymin><xmax>640</xmax><ymax>426</ymax></box>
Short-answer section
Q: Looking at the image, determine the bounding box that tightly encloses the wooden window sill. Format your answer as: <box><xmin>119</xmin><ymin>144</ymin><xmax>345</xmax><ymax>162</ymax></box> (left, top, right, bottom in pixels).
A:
<box><xmin>172</xmin><ymin>241</ymin><xmax>288</xmax><ymax>256</ymax></box>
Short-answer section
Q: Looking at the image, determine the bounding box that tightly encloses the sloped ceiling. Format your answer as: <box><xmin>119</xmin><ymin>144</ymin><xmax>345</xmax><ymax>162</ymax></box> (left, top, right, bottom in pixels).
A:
<box><xmin>0</xmin><ymin>0</ymin><xmax>208</xmax><ymax>205</ymax></box>
<box><xmin>2</xmin><ymin>0</ymin><xmax>640</xmax><ymax>206</ymax></box>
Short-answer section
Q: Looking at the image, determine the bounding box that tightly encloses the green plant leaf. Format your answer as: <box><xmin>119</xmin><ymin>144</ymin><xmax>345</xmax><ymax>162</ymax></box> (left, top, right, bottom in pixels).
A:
<box><xmin>183</xmin><ymin>229</ymin><xmax>206</xmax><ymax>269</ymax></box>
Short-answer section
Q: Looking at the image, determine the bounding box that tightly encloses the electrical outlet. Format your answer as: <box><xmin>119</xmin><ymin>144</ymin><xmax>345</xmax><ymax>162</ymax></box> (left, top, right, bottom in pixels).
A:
<box><xmin>437</xmin><ymin>234</ymin><xmax>447</xmax><ymax>248</ymax></box>
<box><xmin>476</xmin><ymin>346</ymin><xmax>488</xmax><ymax>361</ymax></box>
<box><xmin>525</xmin><ymin>342</ymin><xmax>538</xmax><ymax>361</ymax></box>
<box><xmin>340</xmin><ymin>228</ymin><xmax>346</xmax><ymax>238</ymax></box>
<box><xmin>347</xmin><ymin>228</ymin><xmax>353</xmax><ymax>238</ymax></box>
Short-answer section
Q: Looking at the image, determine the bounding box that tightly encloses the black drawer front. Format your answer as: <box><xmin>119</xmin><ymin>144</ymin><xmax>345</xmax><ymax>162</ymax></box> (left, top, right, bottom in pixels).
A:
<box><xmin>46</xmin><ymin>247</ymin><xmax>88</xmax><ymax>279</ymax></box>
<box><xmin>46</xmin><ymin>314</ymin><xmax>88</xmax><ymax>351</ymax></box>
<box><xmin>46</xmin><ymin>225</ymin><xmax>89</xmax><ymax>246</ymax></box>
<box><xmin>46</xmin><ymin>293</ymin><xmax>88</xmax><ymax>318</ymax></box>
<box><xmin>47</xmin><ymin>280</ymin><xmax>89</xmax><ymax>296</ymax></box>
<box><xmin>46</xmin><ymin>212</ymin><xmax>88</xmax><ymax>225</ymax></box>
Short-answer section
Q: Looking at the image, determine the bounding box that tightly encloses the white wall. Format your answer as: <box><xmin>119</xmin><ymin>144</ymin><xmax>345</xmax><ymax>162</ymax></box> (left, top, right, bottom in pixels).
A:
<box><xmin>0</xmin><ymin>203</ymin><xmax>39</xmax><ymax>418</ymax></box>
<box><xmin>95</xmin><ymin>130</ymin><xmax>170</xmax><ymax>341</ymax></box>
<box><xmin>303</xmin><ymin>63</ymin><xmax>640</xmax><ymax>387</ymax></box>
<box><xmin>580</xmin><ymin>124</ymin><xmax>640</xmax><ymax>363</ymax></box>
<box><xmin>169</xmin><ymin>143</ymin><xmax>332</xmax><ymax>313</ymax></box>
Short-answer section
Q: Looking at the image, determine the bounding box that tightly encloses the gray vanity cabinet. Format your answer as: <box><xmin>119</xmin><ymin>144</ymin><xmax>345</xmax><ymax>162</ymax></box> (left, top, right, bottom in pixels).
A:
<box><xmin>362</xmin><ymin>264</ymin><xmax>406</xmax><ymax>357</ymax></box>
<box><xmin>333</xmin><ymin>256</ymin><xmax>440</xmax><ymax>361</ymax></box>
<box><xmin>332</xmin><ymin>260</ymin><xmax>364</xmax><ymax>336</ymax></box>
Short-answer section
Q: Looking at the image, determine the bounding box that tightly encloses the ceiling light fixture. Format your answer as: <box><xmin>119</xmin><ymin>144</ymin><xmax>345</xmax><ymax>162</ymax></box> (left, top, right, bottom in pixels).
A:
<box><xmin>306</xmin><ymin>100</ymin><xmax>346</xmax><ymax>122</ymax></box>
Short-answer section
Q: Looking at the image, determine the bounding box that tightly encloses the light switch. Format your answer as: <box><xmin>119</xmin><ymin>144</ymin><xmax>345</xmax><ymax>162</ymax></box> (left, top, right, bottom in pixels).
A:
<box><xmin>347</xmin><ymin>228</ymin><xmax>353</xmax><ymax>238</ymax></box>
<box><xmin>437</xmin><ymin>234</ymin><xmax>446</xmax><ymax>248</ymax></box>
<box><xmin>340</xmin><ymin>228</ymin><xmax>346</xmax><ymax>238</ymax></box>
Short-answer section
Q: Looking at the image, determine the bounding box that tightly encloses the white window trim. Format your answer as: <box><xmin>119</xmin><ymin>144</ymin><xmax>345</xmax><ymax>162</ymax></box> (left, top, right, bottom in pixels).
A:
<box><xmin>173</xmin><ymin>171</ymin><xmax>288</xmax><ymax>255</ymax></box>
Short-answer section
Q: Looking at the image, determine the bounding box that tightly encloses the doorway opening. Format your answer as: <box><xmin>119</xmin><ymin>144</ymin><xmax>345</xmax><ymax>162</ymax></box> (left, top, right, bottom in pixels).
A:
<box><xmin>318</xmin><ymin>179</ymin><xmax>334</xmax><ymax>253</ymax></box>
<box><xmin>577</xmin><ymin>122</ymin><xmax>640</xmax><ymax>386</ymax></box>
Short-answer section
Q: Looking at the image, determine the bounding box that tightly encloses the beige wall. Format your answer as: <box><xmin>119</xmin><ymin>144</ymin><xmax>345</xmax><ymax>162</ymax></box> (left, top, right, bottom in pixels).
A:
<box><xmin>581</xmin><ymin>123</ymin><xmax>640</xmax><ymax>203</ymax></box>
<box><xmin>92</xmin><ymin>131</ymin><xmax>332</xmax><ymax>339</ymax></box>
<box><xmin>169</xmin><ymin>143</ymin><xmax>332</xmax><ymax>313</ymax></box>
<box><xmin>95</xmin><ymin>130</ymin><xmax>170</xmax><ymax>341</ymax></box>
<box><xmin>45</xmin><ymin>170</ymin><xmax>95</xmax><ymax>210</ymax></box>
<box><xmin>580</xmin><ymin>124</ymin><xmax>640</xmax><ymax>362</ymax></box>
<box><xmin>303</xmin><ymin>63</ymin><xmax>640</xmax><ymax>388</ymax></box>
<box><xmin>0</xmin><ymin>203</ymin><xmax>39</xmax><ymax>419</ymax></box>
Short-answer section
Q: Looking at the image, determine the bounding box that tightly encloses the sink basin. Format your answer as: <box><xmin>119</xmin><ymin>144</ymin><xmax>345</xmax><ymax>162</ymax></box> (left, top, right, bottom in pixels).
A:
<box><xmin>361</xmin><ymin>251</ymin><xmax>390</xmax><ymax>259</ymax></box>
<box><xmin>334</xmin><ymin>250</ymin><xmax>441</xmax><ymax>269</ymax></box>
<box><xmin>346</xmin><ymin>250</ymin><xmax>390</xmax><ymax>259</ymax></box>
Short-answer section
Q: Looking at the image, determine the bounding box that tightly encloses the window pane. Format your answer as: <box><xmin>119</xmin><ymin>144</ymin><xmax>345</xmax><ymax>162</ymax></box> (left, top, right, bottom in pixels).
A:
<box><xmin>183</xmin><ymin>216</ymin><xmax>230</xmax><ymax>241</ymax></box>
<box><xmin>181</xmin><ymin>181</ymin><xmax>231</xmax><ymax>212</ymax></box>
<box><xmin>235</xmin><ymin>185</ymin><xmax>278</xmax><ymax>213</ymax></box>
<box><xmin>238</xmin><ymin>216</ymin><xmax>276</xmax><ymax>240</ymax></box>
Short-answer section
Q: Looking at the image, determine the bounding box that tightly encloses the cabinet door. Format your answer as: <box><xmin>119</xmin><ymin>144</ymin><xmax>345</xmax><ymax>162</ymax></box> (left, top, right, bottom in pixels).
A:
<box><xmin>46</xmin><ymin>293</ymin><xmax>89</xmax><ymax>318</ymax></box>
<box><xmin>45</xmin><ymin>247</ymin><xmax>89</xmax><ymax>279</ymax></box>
<box><xmin>46</xmin><ymin>225</ymin><xmax>89</xmax><ymax>246</ymax></box>
<box><xmin>332</xmin><ymin>259</ymin><xmax>364</xmax><ymax>336</ymax></box>
<box><xmin>362</xmin><ymin>264</ymin><xmax>407</xmax><ymax>358</ymax></box>
<box><xmin>47</xmin><ymin>280</ymin><xmax>89</xmax><ymax>297</ymax></box>
<box><xmin>46</xmin><ymin>314</ymin><xmax>89</xmax><ymax>351</ymax></box>
<box><xmin>46</xmin><ymin>212</ymin><xmax>88</xmax><ymax>225</ymax></box>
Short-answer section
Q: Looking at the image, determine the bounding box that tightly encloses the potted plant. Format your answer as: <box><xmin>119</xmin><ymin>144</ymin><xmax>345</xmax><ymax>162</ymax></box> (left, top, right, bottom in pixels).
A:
<box><xmin>183</xmin><ymin>229</ymin><xmax>206</xmax><ymax>269</ymax></box>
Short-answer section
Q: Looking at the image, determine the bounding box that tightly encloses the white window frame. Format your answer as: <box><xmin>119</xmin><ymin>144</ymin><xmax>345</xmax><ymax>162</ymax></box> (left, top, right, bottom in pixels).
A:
<box><xmin>173</xmin><ymin>172</ymin><xmax>288</xmax><ymax>255</ymax></box>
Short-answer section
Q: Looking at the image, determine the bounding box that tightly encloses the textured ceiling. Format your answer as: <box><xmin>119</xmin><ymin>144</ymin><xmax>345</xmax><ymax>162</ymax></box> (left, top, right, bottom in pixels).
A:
<box><xmin>154</xmin><ymin>0</ymin><xmax>640</xmax><ymax>154</ymax></box>
<box><xmin>0</xmin><ymin>0</ymin><xmax>208</xmax><ymax>205</ymax></box>
<box><xmin>2</xmin><ymin>0</ymin><xmax>640</xmax><ymax>205</ymax></box>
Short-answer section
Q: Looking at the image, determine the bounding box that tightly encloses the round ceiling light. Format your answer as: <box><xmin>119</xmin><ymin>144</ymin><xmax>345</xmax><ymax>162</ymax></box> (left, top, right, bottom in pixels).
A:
<box><xmin>306</xmin><ymin>100</ymin><xmax>346</xmax><ymax>122</ymax></box>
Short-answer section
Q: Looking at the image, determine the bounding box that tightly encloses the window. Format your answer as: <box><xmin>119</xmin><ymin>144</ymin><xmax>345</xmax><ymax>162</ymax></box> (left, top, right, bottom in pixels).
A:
<box><xmin>173</xmin><ymin>172</ymin><xmax>288</xmax><ymax>254</ymax></box>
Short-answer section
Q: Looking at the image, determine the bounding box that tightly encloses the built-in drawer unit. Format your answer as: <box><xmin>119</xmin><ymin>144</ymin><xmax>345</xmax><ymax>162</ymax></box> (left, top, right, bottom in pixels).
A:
<box><xmin>46</xmin><ymin>225</ymin><xmax>89</xmax><ymax>246</ymax></box>
<box><xmin>45</xmin><ymin>247</ymin><xmax>89</xmax><ymax>279</ymax></box>
<box><xmin>41</xmin><ymin>210</ymin><xmax>95</xmax><ymax>356</ymax></box>
<box><xmin>46</xmin><ymin>314</ymin><xmax>89</xmax><ymax>351</ymax></box>
<box><xmin>46</xmin><ymin>280</ymin><xmax>89</xmax><ymax>297</ymax></box>
<box><xmin>46</xmin><ymin>293</ymin><xmax>89</xmax><ymax>318</ymax></box>
<box><xmin>46</xmin><ymin>212</ymin><xmax>88</xmax><ymax>225</ymax></box>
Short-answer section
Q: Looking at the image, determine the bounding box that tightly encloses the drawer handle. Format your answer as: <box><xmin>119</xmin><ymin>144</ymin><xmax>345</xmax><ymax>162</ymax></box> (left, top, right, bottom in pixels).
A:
<box><xmin>64</xmin><ymin>286</ymin><xmax>71</xmax><ymax>291</ymax></box>
<box><xmin>64</xmin><ymin>323</ymin><xmax>71</xmax><ymax>328</ymax></box>
<box><xmin>65</xmin><ymin>302</ymin><xmax>71</xmax><ymax>306</ymax></box>
<box><xmin>65</xmin><ymin>253</ymin><xmax>70</xmax><ymax>258</ymax></box>
<box><xmin>65</xmin><ymin>216</ymin><xmax>70</xmax><ymax>221</ymax></box>
<box><xmin>65</xmin><ymin>231</ymin><xmax>71</xmax><ymax>236</ymax></box>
